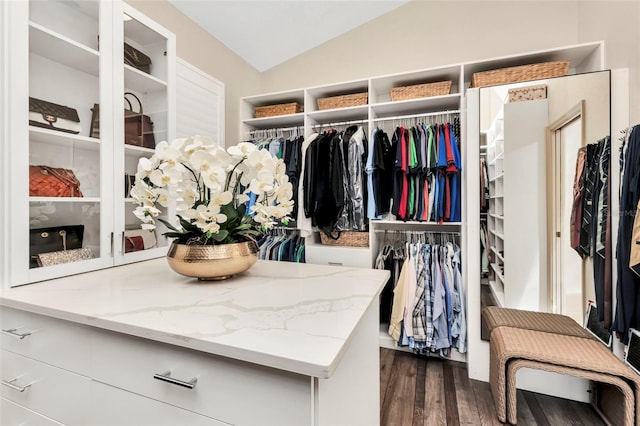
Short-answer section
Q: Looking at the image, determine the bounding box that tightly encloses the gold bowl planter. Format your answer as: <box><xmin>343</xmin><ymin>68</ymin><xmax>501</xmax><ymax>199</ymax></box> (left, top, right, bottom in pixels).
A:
<box><xmin>166</xmin><ymin>240</ymin><xmax>259</xmax><ymax>281</ymax></box>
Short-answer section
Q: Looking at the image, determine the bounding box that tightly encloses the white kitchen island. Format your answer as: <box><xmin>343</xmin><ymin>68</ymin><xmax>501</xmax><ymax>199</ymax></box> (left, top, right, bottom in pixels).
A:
<box><xmin>0</xmin><ymin>259</ymin><xmax>389</xmax><ymax>426</ymax></box>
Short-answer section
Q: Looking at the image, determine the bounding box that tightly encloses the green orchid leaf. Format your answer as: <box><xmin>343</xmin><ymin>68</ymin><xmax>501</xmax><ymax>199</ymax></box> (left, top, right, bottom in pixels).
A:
<box><xmin>158</xmin><ymin>218</ymin><xmax>180</xmax><ymax>232</ymax></box>
<box><xmin>211</xmin><ymin>230</ymin><xmax>229</xmax><ymax>242</ymax></box>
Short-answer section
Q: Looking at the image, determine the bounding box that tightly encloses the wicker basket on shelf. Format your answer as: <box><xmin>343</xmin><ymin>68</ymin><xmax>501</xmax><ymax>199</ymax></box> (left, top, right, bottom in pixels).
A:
<box><xmin>319</xmin><ymin>231</ymin><xmax>369</xmax><ymax>247</ymax></box>
<box><xmin>254</xmin><ymin>102</ymin><xmax>303</xmax><ymax>118</ymax></box>
<box><xmin>470</xmin><ymin>61</ymin><xmax>570</xmax><ymax>88</ymax></box>
<box><xmin>317</xmin><ymin>93</ymin><xmax>368</xmax><ymax>110</ymax></box>
<box><xmin>390</xmin><ymin>80</ymin><xmax>452</xmax><ymax>101</ymax></box>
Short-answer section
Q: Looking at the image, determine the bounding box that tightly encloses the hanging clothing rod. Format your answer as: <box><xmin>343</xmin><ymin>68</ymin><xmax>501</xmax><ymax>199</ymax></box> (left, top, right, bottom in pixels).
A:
<box><xmin>373</xmin><ymin>109</ymin><xmax>460</xmax><ymax>123</ymax></box>
<box><xmin>310</xmin><ymin>118</ymin><xmax>367</xmax><ymax>128</ymax></box>
<box><xmin>248</xmin><ymin>125</ymin><xmax>302</xmax><ymax>134</ymax></box>
<box><xmin>373</xmin><ymin>229</ymin><xmax>461</xmax><ymax>236</ymax></box>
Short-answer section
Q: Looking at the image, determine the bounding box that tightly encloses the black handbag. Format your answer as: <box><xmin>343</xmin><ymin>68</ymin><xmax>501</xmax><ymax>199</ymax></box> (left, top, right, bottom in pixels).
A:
<box><xmin>29</xmin><ymin>97</ymin><xmax>81</xmax><ymax>134</ymax></box>
<box><xmin>124</xmin><ymin>42</ymin><xmax>152</xmax><ymax>74</ymax></box>
<box><xmin>29</xmin><ymin>225</ymin><xmax>84</xmax><ymax>268</ymax></box>
<box><xmin>125</xmin><ymin>173</ymin><xmax>136</xmax><ymax>197</ymax></box>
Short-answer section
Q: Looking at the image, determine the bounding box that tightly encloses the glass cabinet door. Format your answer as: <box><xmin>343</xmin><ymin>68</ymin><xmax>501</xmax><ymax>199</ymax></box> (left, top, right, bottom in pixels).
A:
<box><xmin>22</xmin><ymin>0</ymin><xmax>114</xmax><ymax>284</ymax></box>
<box><xmin>114</xmin><ymin>3</ymin><xmax>175</xmax><ymax>264</ymax></box>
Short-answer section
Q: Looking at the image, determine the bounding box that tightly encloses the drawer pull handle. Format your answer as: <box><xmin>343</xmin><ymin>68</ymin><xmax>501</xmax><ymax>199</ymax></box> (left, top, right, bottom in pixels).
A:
<box><xmin>153</xmin><ymin>370</ymin><xmax>197</xmax><ymax>389</ymax></box>
<box><xmin>2</xmin><ymin>377</ymin><xmax>31</xmax><ymax>392</ymax></box>
<box><xmin>328</xmin><ymin>262</ymin><xmax>343</xmax><ymax>266</ymax></box>
<box><xmin>1</xmin><ymin>328</ymin><xmax>32</xmax><ymax>339</ymax></box>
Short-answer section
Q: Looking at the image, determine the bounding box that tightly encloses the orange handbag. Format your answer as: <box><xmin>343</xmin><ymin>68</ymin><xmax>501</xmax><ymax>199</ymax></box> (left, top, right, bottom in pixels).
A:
<box><xmin>29</xmin><ymin>165</ymin><xmax>83</xmax><ymax>197</ymax></box>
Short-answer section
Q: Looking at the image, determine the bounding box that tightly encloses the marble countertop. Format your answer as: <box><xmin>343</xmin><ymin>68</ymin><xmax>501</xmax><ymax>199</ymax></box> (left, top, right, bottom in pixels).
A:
<box><xmin>0</xmin><ymin>259</ymin><xmax>389</xmax><ymax>378</ymax></box>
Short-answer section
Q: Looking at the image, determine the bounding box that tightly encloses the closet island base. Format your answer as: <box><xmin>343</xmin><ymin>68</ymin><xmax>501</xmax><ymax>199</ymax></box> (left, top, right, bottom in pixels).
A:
<box><xmin>0</xmin><ymin>259</ymin><xmax>389</xmax><ymax>426</ymax></box>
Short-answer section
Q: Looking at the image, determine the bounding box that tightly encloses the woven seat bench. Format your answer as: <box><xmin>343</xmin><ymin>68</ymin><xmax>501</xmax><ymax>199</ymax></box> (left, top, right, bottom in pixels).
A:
<box><xmin>506</xmin><ymin>359</ymin><xmax>635</xmax><ymax>425</ymax></box>
<box><xmin>490</xmin><ymin>326</ymin><xmax>640</xmax><ymax>425</ymax></box>
<box><xmin>483</xmin><ymin>306</ymin><xmax>595</xmax><ymax>339</ymax></box>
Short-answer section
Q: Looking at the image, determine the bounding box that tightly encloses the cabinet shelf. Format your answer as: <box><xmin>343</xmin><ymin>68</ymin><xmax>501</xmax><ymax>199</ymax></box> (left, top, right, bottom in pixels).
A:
<box><xmin>29</xmin><ymin>126</ymin><xmax>100</xmax><ymax>149</ymax></box>
<box><xmin>490</xmin><ymin>263</ymin><xmax>504</xmax><ymax>283</ymax></box>
<box><xmin>30</xmin><ymin>197</ymin><xmax>101</xmax><ymax>203</ymax></box>
<box><xmin>489</xmin><ymin>195</ymin><xmax>504</xmax><ymax>199</ymax></box>
<box><xmin>489</xmin><ymin>172</ymin><xmax>504</xmax><ymax>182</ymax></box>
<box><xmin>370</xmin><ymin>94</ymin><xmax>461</xmax><ymax>118</ymax></box>
<box><xmin>124</xmin><ymin>64</ymin><xmax>168</xmax><ymax>93</ymax></box>
<box><xmin>488</xmin><ymin>153</ymin><xmax>504</xmax><ymax>165</ymax></box>
<box><xmin>307</xmin><ymin>105</ymin><xmax>368</xmax><ymax>124</ymax></box>
<box><xmin>124</xmin><ymin>144</ymin><xmax>155</xmax><ymax>155</ymax></box>
<box><xmin>29</xmin><ymin>22</ymin><xmax>99</xmax><ymax>76</ymax></box>
<box><xmin>488</xmin><ymin>280</ymin><xmax>505</xmax><ymax>307</ymax></box>
<box><xmin>491</xmin><ymin>247</ymin><xmax>505</xmax><ymax>263</ymax></box>
<box><xmin>242</xmin><ymin>113</ymin><xmax>305</xmax><ymax>129</ymax></box>
<box><xmin>490</xmin><ymin>230</ymin><xmax>504</xmax><ymax>240</ymax></box>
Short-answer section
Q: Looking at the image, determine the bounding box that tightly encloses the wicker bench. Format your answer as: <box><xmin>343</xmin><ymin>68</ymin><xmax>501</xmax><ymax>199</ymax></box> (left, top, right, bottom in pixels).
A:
<box><xmin>506</xmin><ymin>359</ymin><xmax>635</xmax><ymax>425</ymax></box>
<box><xmin>483</xmin><ymin>306</ymin><xmax>594</xmax><ymax>339</ymax></box>
<box><xmin>490</xmin><ymin>326</ymin><xmax>640</xmax><ymax>425</ymax></box>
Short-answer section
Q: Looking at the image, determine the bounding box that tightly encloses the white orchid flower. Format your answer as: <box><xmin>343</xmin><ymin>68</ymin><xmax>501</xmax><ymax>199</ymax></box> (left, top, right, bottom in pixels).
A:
<box><xmin>201</xmin><ymin>166</ymin><xmax>227</xmax><ymax>190</ymax></box>
<box><xmin>227</xmin><ymin>142</ymin><xmax>257</xmax><ymax>158</ymax></box>
<box><xmin>189</xmin><ymin>150</ymin><xmax>218</xmax><ymax>172</ymax></box>
<box><xmin>149</xmin><ymin>167</ymin><xmax>182</xmax><ymax>187</ymax></box>
<box><xmin>210</xmin><ymin>190</ymin><xmax>233</xmax><ymax>206</ymax></box>
<box><xmin>152</xmin><ymin>188</ymin><xmax>171</xmax><ymax>207</ymax></box>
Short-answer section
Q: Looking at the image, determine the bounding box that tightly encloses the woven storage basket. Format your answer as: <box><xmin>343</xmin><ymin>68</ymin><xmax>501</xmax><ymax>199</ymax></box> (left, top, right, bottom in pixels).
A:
<box><xmin>254</xmin><ymin>102</ymin><xmax>303</xmax><ymax>118</ymax></box>
<box><xmin>390</xmin><ymin>80</ymin><xmax>452</xmax><ymax>101</ymax></box>
<box><xmin>470</xmin><ymin>61</ymin><xmax>570</xmax><ymax>88</ymax></box>
<box><xmin>317</xmin><ymin>93</ymin><xmax>368</xmax><ymax>110</ymax></box>
<box><xmin>320</xmin><ymin>231</ymin><xmax>369</xmax><ymax>247</ymax></box>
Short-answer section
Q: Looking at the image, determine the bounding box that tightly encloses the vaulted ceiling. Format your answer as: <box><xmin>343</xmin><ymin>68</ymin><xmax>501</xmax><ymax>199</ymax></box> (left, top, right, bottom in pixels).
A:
<box><xmin>168</xmin><ymin>0</ymin><xmax>409</xmax><ymax>72</ymax></box>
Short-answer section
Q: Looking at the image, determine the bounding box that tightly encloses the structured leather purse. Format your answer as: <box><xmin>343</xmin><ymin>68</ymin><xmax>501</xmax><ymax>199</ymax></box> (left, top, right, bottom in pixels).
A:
<box><xmin>29</xmin><ymin>165</ymin><xmax>83</xmax><ymax>197</ymax></box>
<box><xmin>29</xmin><ymin>97</ymin><xmax>81</xmax><ymax>134</ymax></box>
<box><xmin>124</xmin><ymin>228</ymin><xmax>157</xmax><ymax>253</ymax></box>
<box><xmin>30</xmin><ymin>225</ymin><xmax>84</xmax><ymax>268</ymax></box>
<box><xmin>89</xmin><ymin>93</ymin><xmax>155</xmax><ymax>149</ymax></box>
<box><xmin>124</xmin><ymin>42</ymin><xmax>152</xmax><ymax>74</ymax></box>
<box><xmin>124</xmin><ymin>92</ymin><xmax>155</xmax><ymax>149</ymax></box>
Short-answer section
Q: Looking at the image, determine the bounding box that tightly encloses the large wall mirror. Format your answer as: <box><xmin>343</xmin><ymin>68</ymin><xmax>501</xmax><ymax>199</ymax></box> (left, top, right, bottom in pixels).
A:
<box><xmin>479</xmin><ymin>71</ymin><xmax>611</xmax><ymax>327</ymax></box>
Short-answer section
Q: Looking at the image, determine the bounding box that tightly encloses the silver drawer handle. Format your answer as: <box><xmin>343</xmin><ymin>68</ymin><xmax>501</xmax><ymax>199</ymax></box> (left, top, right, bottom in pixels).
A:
<box><xmin>328</xmin><ymin>262</ymin><xmax>343</xmax><ymax>266</ymax></box>
<box><xmin>1</xmin><ymin>328</ymin><xmax>32</xmax><ymax>339</ymax></box>
<box><xmin>153</xmin><ymin>370</ymin><xmax>197</xmax><ymax>389</ymax></box>
<box><xmin>2</xmin><ymin>377</ymin><xmax>32</xmax><ymax>392</ymax></box>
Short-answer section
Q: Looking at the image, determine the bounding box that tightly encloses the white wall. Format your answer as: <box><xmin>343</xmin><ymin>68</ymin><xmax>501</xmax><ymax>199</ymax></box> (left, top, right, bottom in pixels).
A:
<box><xmin>258</xmin><ymin>0</ymin><xmax>639</xmax><ymax>125</ymax></box>
<box><xmin>260</xmin><ymin>1</ymin><xmax>579</xmax><ymax>92</ymax></box>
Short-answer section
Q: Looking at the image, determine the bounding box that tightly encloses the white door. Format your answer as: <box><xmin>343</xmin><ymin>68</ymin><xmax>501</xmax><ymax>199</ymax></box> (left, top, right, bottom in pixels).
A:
<box><xmin>175</xmin><ymin>59</ymin><xmax>224</xmax><ymax>144</ymax></box>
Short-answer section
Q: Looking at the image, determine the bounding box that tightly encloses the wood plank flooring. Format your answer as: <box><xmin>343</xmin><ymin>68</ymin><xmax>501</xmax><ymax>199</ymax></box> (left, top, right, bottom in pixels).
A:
<box><xmin>380</xmin><ymin>348</ymin><xmax>605</xmax><ymax>426</ymax></box>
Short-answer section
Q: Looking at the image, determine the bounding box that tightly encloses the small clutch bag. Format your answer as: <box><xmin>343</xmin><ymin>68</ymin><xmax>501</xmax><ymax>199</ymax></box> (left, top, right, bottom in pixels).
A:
<box><xmin>37</xmin><ymin>248</ymin><xmax>94</xmax><ymax>267</ymax></box>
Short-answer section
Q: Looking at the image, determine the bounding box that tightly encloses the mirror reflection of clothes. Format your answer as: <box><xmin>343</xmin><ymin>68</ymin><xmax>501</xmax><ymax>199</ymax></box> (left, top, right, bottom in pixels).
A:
<box><xmin>614</xmin><ymin>126</ymin><xmax>640</xmax><ymax>343</ymax></box>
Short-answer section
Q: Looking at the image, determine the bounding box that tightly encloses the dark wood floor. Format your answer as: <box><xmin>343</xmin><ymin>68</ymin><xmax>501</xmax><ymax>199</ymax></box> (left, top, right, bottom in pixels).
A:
<box><xmin>380</xmin><ymin>348</ymin><xmax>605</xmax><ymax>426</ymax></box>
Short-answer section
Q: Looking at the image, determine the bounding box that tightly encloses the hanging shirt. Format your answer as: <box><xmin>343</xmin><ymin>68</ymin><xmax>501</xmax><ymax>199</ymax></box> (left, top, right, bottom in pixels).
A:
<box><xmin>298</xmin><ymin>133</ymin><xmax>318</xmax><ymax>237</ymax></box>
<box><xmin>389</xmin><ymin>257</ymin><xmax>410</xmax><ymax>342</ymax></box>
<box><xmin>367</xmin><ymin>128</ymin><xmax>381</xmax><ymax>220</ymax></box>
<box><xmin>451</xmin><ymin>246</ymin><xmax>466</xmax><ymax>353</ymax></box>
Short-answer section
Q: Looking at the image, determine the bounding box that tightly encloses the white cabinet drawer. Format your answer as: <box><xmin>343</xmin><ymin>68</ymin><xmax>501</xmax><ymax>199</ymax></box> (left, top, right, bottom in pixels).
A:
<box><xmin>0</xmin><ymin>350</ymin><xmax>92</xmax><ymax>425</ymax></box>
<box><xmin>91</xmin><ymin>329</ymin><xmax>311</xmax><ymax>426</ymax></box>
<box><xmin>305</xmin><ymin>244</ymin><xmax>371</xmax><ymax>268</ymax></box>
<box><xmin>89</xmin><ymin>380</ymin><xmax>228</xmax><ymax>426</ymax></box>
<box><xmin>1</xmin><ymin>397</ymin><xmax>64</xmax><ymax>426</ymax></box>
<box><xmin>0</xmin><ymin>307</ymin><xmax>91</xmax><ymax>375</ymax></box>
